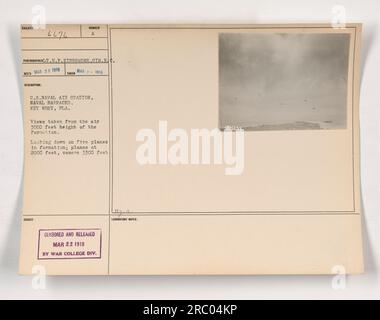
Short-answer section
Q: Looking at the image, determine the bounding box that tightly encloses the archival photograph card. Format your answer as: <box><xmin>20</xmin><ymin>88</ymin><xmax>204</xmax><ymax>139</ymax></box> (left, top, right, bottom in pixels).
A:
<box><xmin>19</xmin><ymin>24</ymin><xmax>363</xmax><ymax>275</ymax></box>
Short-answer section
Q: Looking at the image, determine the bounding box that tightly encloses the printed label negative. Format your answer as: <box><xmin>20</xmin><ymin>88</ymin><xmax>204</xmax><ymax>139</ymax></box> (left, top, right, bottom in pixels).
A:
<box><xmin>38</xmin><ymin>229</ymin><xmax>102</xmax><ymax>260</ymax></box>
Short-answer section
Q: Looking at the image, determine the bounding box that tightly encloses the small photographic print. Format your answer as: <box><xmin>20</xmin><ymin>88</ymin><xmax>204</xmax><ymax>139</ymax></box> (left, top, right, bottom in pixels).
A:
<box><xmin>219</xmin><ymin>33</ymin><xmax>350</xmax><ymax>130</ymax></box>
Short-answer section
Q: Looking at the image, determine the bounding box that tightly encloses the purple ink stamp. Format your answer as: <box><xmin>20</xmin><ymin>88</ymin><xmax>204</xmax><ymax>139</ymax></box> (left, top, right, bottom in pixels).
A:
<box><xmin>37</xmin><ymin>228</ymin><xmax>102</xmax><ymax>260</ymax></box>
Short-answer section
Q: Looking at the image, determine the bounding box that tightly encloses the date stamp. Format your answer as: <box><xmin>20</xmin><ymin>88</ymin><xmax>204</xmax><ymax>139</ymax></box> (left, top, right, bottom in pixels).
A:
<box><xmin>37</xmin><ymin>228</ymin><xmax>102</xmax><ymax>260</ymax></box>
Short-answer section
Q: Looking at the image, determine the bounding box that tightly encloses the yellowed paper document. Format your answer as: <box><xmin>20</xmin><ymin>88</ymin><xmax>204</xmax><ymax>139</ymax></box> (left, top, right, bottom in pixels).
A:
<box><xmin>19</xmin><ymin>24</ymin><xmax>364</xmax><ymax>275</ymax></box>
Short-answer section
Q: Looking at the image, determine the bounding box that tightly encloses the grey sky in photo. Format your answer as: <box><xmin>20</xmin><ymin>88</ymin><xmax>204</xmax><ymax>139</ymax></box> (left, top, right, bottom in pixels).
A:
<box><xmin>219</xmin><ymin>33</ymin><xmax>350</xmax><ymax>130</ymax></box>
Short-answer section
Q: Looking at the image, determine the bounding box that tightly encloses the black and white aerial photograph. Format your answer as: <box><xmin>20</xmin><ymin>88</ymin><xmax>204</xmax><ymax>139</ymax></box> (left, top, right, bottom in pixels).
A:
<box><xmin>219</xmin><ymin>32</ymin><xmax>350</xmax><ymax>130</ymax></box>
